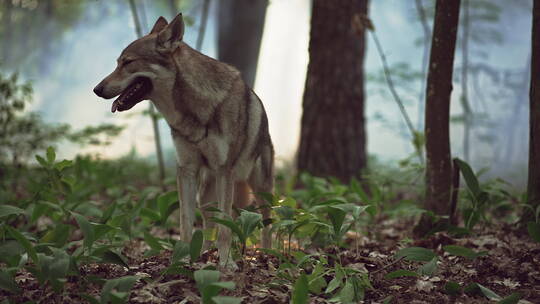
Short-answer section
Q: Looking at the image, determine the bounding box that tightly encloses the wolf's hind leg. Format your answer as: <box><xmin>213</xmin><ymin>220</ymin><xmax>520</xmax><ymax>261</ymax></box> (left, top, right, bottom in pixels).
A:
<box><xmin>249</xmin><ymin>147</ymin><xmax>274</xmax><ymax>249</ymax></box>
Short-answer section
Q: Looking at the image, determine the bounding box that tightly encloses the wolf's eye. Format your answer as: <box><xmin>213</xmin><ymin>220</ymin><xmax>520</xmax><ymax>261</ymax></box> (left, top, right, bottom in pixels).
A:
<box><xmin>123</xmin><ymin>59</ymin><xmax>135</xmax><ymax>66</ymax></box>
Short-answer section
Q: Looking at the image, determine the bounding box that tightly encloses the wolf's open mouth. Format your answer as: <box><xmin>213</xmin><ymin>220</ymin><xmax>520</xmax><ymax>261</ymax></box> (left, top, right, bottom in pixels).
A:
<box><xmin>111</xmin><ymin>77</ymin><xmax>152</xmax><ymax>113</ymax></box>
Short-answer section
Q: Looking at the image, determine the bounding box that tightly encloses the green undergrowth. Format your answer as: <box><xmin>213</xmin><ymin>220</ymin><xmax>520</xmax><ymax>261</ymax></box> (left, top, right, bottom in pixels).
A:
<box><xmin>0</xmin><ymin>148</ymin><xmax>534</xmax><ymax>304</ymax></box>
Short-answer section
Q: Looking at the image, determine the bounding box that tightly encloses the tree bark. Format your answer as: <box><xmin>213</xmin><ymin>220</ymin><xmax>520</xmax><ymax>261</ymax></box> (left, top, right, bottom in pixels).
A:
<box><xmin>217</xmin><ymin>0</ymin><xmax>268</xmax><ymax>88</ymax></box>
<box><xmin>525</xmin><ymin>0</ymin><xmax>540</xmax><ymax>222</ymax></box>
<box><xmin>416</xmin><ymin>0</ymin><xmax>461</xmax><ymax>236</ymax></box>
<box><xmin>297</xmin><ymin>0</ymin><xmax>368</xmax><ymax>184</ymax></box>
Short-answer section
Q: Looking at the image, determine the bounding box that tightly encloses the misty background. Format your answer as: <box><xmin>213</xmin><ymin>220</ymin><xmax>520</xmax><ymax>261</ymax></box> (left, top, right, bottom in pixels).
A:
<box><xmin>1</xmin><ymin>0</ymin><xmax>532</xmax><ymax>187</ymax></box>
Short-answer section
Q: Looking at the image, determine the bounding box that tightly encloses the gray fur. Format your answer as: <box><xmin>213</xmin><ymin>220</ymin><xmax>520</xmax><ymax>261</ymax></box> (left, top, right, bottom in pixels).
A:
<box><xmin>94</xmin><ymin>14</ymin><xmax>274</xmax><ymax>268</ymax></box>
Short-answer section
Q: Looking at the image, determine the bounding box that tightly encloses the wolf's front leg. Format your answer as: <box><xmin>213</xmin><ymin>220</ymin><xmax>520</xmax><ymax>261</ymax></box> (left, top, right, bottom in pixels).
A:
<box><xmin>177</xmin><ymin>165</ymin><xmax>199</xmax><ymax>243</ymax></box>
<box><xmin>215</xmin><ymin>170</ymin><xmax>236</xmax><ymax>269</ymax></box>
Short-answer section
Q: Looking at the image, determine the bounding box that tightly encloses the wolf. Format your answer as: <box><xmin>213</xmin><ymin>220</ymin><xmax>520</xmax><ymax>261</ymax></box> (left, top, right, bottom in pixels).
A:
<box><xmin>93</xmin><ymin>13</ymin><xmax>274</xmax><ymax>267</ymax></box>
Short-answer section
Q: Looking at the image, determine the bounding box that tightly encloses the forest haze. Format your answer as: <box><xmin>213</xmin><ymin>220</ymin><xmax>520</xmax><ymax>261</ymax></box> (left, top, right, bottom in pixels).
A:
<box><xmin>0</xmin><ymin>0</ymin><xmax>533</xmax><ymax>187</ymax></box>
<box><xmin>1</xmin><ymin>0</ymin><xmax>539</xmax><ymax>303</ymax></box>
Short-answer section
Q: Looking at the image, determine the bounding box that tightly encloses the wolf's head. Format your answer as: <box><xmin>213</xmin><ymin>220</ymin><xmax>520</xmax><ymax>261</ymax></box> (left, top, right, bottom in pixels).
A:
<box><xmin>93</xmin><ymin>14</ymin><xmax>184</xmax><ymax>113</ymax></box>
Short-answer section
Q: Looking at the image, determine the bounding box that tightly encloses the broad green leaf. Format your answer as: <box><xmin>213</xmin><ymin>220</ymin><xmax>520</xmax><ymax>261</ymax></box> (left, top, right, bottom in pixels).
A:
<box><xmin>172</xmin><ymin>241</ymin><xmax>190</xmax><ymax>263</ymax></box>
<box><xmin>190</xmin><ymin>230</ymin><xmax>203</xmax><ymax>262</ymax></box>
<box><xmin>48</xmin><ymin>247</ymin><xmax>70</xmax><ymax>279</ymax></box>
<box><xmin>0</xmin><ymin>205</ymin><xmax>25</xmax><ymax>218</ymax></box>
<box><xmin>443</xmin><ymin>245</ymin><xmax>487</xmax><ymax>259</ymax></box>
<box><xmin>194</xmin><ymin>269</ymin><xmax>220</xmax><ymax>288</ymax></box>
<box><xmin>140</xmin><ymin>208</ymin><xmax>161</xmax><ymax>222</ymax></box>
<box><xmin>455</xmin><ymin>158</ymin><xmax>480</xmax><ymax>196</ymax></box>
<box><xmin>209</xmin><ymin>281</ymin><xmax>235</xmax><ymax>290</ymax></box>
<box><xmin>418</xmin><ymin>257</ymin><xmax>438</xmax><ymax>275</ymax></box>
<box><xmin>325</xmin><ymin>272</ymin><xmax>343</xmax><ymax>294</ymax></box>
<box><xmin>443</xmin><ymin>281</ymin><xmax>461</xmax><ymax>295</ymax></box>
<box><xmin>6</xmin><ymin>226</ymin><xmax>39</xmax><ymax>266</ymax></box>
<box><xmin>72</xmin><ymin>212</ymin><xmax>95</xmax><ymax>250</ymax></box>
<box><xmin>338</xmin><ymin>281</ymin><xmax>355</xmax><ymax>303</ymax></box>
<box><xmin>143</xmin><ymin>232</ymin><xmax>163</xmax><ymax>252</ymax></box>
<box><xmin>211</xmin><ymin>217</ymin><xmax>245</xmax><ymax>243</ymax></box>
<box><xmin>477</xmin><ymin>283</ymin><xmax>502</xmax><ymax>301</ymax></box>
<box><xmin>35</xmin><ymin>155</ymin><xmax>48</xmax><ymax>167</ymax></box>
<box><xmin>239</xmin><ymin>210</ymin><xmax>262</xmax><ymax>239</ymax></box>
<box><xmin>100</xmin><ymin>250</ymin><xmax>129</xmax><ymax>268</ymax></box>
<box><xmin>0</xmin><ymin>270</ymin><xmax>19</xmax><ymax>293</ymax></box>
<box><xmin>157</xmin><ymin>191</ymin><xmax>178</xmax><ymax>222</ymax></box>
<box><xmin>394</xmin><ymin>247</ymin><xmax>436</xmax><ymax>262</ymax></box>
<box><xmin>498</xmin><ymin>293</ymin><xmax>522</xmax><ymax>304</ymax></box>
<box><xmin>100</xmin><ymin>276</ymin><xmax>138</xmax><ymax>304</ymax></box>
<box><xmin>54</xmin><ymin>159</ymin><xmax>73</xmax><ymax>171</ymax></box>
<box><xmin>327</xmin><ymin>207</ymin><xmax>346</xmax><ymax>237</ymax></box>
<box><xmin>40</xmin><ymin>224</ymin><xmax>70</xmax><ymax>247</ymax></box>
<box><xmin>212</xmin><ymin>296</ymin><xmax>243</xmax><ymax>304</ymax></box>
<box><xmin>46</xmin><ymin>146</ymin><xmax>56</xmax><ymax>163</ymax></box>
<box><xmin>291</xmin><ymin>273</ymin><xmax>309</xmax><ymax>304</ymax></box>
<box><xmin>527</xmin><ymin>222</ymin><xmax>540</xmax><ymax>243</ymax></box>
<box><xmin>384</xmin><ymin>269</ymin><xmax>419</xmax><ymax>279</ymax></box>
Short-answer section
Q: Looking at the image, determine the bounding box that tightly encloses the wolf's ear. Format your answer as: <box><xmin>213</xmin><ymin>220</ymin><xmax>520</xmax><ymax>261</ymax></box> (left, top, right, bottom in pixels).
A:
<box><xmin>157</xmin><ymin>13</ymin><xmax>184</xmax><ymax>51</ymax></box>
<box><xmin>150</xmin><ymin>16</ymin><xmax>168</xmax><ymax>35</ymax></box>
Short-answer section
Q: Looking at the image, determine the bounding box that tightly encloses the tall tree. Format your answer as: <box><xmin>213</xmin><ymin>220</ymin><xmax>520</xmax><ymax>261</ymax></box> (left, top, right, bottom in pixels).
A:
<box><xmin>217</xmin><ymin>0</ymin><xmax>268</xmax><ymax>88</ymax></box>
<box><xmin>297</xmin><ymin>0</ymin><xmax>368</xmax><ymax>183</ymax></box>
<box><xmin>416</xmin><ymin>0</ymin><xmax>461</xmax><ymax>235</ymax></box>
<box><xmin>525</xmin><ymin>0</ymin><xmax>540</xmax><ymax>223</ymax></box>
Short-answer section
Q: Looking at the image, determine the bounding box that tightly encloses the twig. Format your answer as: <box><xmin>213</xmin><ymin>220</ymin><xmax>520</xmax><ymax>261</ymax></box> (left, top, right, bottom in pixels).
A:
<box><xmin>369</xmin><ymin>257</ymin><xmax>404</xmax><ymax>275</ymax></box>
<box><xmin>195</xmin><ymin>0</ymin><xmax>211</xmax><ymax>51</ymax></box>
<box><xmin>370</xmin><ymin>31</ymin><xmax>424</xmax><ymax>163</ymax></box>
<box><xmin>127</xmin><ymin>0</ymin><xmax>166</xmax><ymax>185</ymax></box>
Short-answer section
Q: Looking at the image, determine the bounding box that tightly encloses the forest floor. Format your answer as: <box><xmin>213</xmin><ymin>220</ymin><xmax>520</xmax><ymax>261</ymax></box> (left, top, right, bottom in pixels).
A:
<box><xmin>3</xmin><ymin>217</ymin><xmax>539</xmax><ymax>304</ymax></box>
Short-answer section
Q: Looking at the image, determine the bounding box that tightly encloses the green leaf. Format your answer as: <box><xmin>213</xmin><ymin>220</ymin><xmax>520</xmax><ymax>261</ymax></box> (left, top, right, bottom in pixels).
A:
<box><xmin>527</xmin><ymin>222</ymin><xmax>540</xmax><ymax>243</ymax></box>
<box><xmin>384</xmin><ymin>269</ymin><xmax>419</xmax><ymax>279</ymax></box>
<box><xmin>444</xmin><ymin>281</ymin><xmax>461</xmax><ymax>295</ymax></box>
<box><xmin>455</xmin><ymin>158</ymin><xmax>480</xmax><ymax>197</ymax></box>
<box><xmin>477</xmin><ymin>283</ymin><xmax>502</xmax><ymax>301</ymax></box>
<box><xmin>212</xmin><ymin>296</ymin><xmax>243</xmax><ymax>304</ymax></box>
<box><xmin>35</xmin><ymin>155</ymin><xmax>48</xmax><ymax>168</ymax></box>
<box><xmin>443</xmin><ymin>245</ymin><xmax>487</xmax><ymax>259</ymax></box>
<box><xmin>100</xmin><ymin>276</ymin><xmax>138</xmax><ymax>304</ymax></box>
<box><xmin>194</xmin><ymin>269</ymin><xmax>220</xmax><ymax>288</ymax></box>
<box><xmin>72</xmin><ymin>212</ymin><xmax>95</xmax><ymax>250</ymax></box>
<box><xmin>54</xmin><ymin>159</ymin><xmax>73</xmax><ymax>171</ymax></box>
<box><xmin>40</xmin><ymin>224</ymin><xmax>71</xmax><ymax>247</ymax></box>
<box><xmin>100</xmin><ymin>250</ymin><xmax>129</xmax><ymax>268</ymax></box>
<box><xmin>0</xmin><ymin>270</ymin><xmax>20</xmax><ymax>293</ymax></box>
<box><xmin>325</xmin><ymin>273</ymin><xmax>343</xmax><ymax>294</ymax></box>
<box><xmin>394</xmin><ymin>247</ymin><xmax>436</xmax><ymax>262</ymax></box>
<box><xmin>172</xmin><ymin>241</ymin><xmax>190</xmax><ymax>263</ymax></box>
<box><xmin>291</xmin><ymin>273</ymin><xmax>309</xmax><ymax>304</ymax></box>
<box><xmin>46</xmin><ymin>146</ymin><xmax>56</xmax><ymax>163</ymax></box>
<box><xmin>211</xmin><ymin>217</ymin><xmax>245</xmax><ymax>243</ymax></box>
<box><xmin>498</xmin><ymin>293</ymin><xmax>522</xmax><ymax>304</ymax></box>
<box><xmin>238</xmin><ymin>210</ymin><xmax>262</xmax><ymax>240</ymax></box>
<box><xmin>140</xmin><ymin>208</ymin><xmax>161</xmax><ymax>222</ymax></box>
<box><xmin>6</xmin><ymin>226</ymin><xmax>39</xmax><ymax>266</ymax></box>
<box><xmin>157</xmin><ymin>191</ymin><xmax>178</xmax><ymax>222</ymax></box>
<box><xmin>143</xmin><ymin>232</ymin><xmax>163</xmax><ymax>252</ymax></box>
<box><xmin>45</xmin><ymin>248</ymin><xmax>70</xmax><ymax>280</ymax></box>
<box><xmin>0</xmin><ymin>205</ymin><xmax>25</xmax><ymax>218</ymax></box>
<box><xmin>190</xmin><ymin>230</ymin><xmax>203</xmax><ymax>262</ymax></box>
<box><xmin>418</xmin><ymin>257</ymin><xmax>438</xmax><ymax>275</ymax></box>
<box><xmin>338</xmin><ymin>281</ymin><xmax>355</xmax><ymax>303</ymax></box>
<box><xmin>209</xmin><ymin>281</ymin><xmax>235</xmax><ymax>290</ymax></box>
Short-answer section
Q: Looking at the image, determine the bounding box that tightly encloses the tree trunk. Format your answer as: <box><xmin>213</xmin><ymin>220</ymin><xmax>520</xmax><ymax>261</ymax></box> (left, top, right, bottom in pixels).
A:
<box><xmin>217</xmin><ymin>0</ymin><xmax>268</xmax><ymax>88</ymax></box>
<box><xmin>525</xmin><ymin>0</ymin><xmax>540</xmax><ymax>223</ymax></box>
<box><xmin>415</xmin><ymin>0</ymin><xmax>461</xmax><ymax>236</ymax></box>
<box><xmin>297</xmin><ymin>0</ymin><xmax>368</xmax><ymax>184</ymax></box>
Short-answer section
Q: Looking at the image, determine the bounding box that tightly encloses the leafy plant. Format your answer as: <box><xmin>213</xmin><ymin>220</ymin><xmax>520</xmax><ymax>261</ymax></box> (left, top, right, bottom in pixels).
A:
<box><xmin>194</xmin><ymin>269</ymin><xmax>237</xmax><ymax>304</ymax></box>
